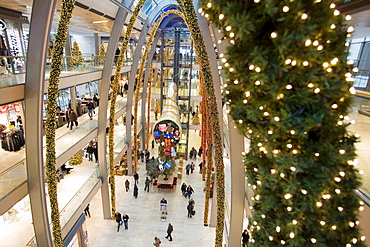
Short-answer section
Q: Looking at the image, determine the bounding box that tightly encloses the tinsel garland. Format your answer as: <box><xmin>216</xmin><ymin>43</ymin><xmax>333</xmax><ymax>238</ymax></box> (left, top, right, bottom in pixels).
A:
<box><xmin>107</xmin><ymin>0</ymin><xmax>147</xmax><ymax>219</ymax></box>
<box><xmin>200</xmin><ymin>0</ymin><xmax>365</xmax><ymax>246</ymax></box>
<box><xmin>132</xmin><ymin>9</ymin><xmax>186</xmax><ymax>172</ymax></box>
<box><xmin>200</xmin><ymin>76</ymin><xmax>207</xmax><ymax>181</ymax></box>
<box><xmin>145</xmin><ymin>65</ymin><xmax>154</xmax><ymax>150</ymax></box>
<box><xmin>45</xmin><ymin>0</ymin><xmax>75</xmax><ymax>245</ymax></box>
<box><xmin>176</xmin><ymin>0</ymin><xmax>225</xmax><ymax>245</ymax></box>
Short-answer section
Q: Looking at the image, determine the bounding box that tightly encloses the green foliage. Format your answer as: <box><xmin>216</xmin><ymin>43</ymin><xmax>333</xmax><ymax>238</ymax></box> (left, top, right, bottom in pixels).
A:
<box><xmin>200</xmin><ymin>0</ymin><xmax>364</xmax><ymax>246</ymax></box>
<box><xmin>69</xmin><ymin>41</ymin><xmax>84</xmax><ymax>66</ymax></box>
<box><xmin>68</xmin><ymin>152</ymin><xmax>82</xmax><ymax>166</ymax></box>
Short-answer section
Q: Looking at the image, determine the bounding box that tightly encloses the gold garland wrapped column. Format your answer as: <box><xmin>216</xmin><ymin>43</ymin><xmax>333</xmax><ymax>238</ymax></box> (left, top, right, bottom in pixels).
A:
<box><xmin>175</xmin><ymin>0</ymin><xmax>225</xmax><ymax>245</ymax></box>
<box><xmin>45</xmin><ymin>0</ymin><xmax>75</xmax><ymax>245</ymax></box>
<box><xmin>145</xmin><ymin>65</ymin><xmax>154</xmax><ymax>150</ymax></box>
<box><xmin>107</xmin><ymin>0</ymin><xmax>147</xmax><ymax>218</ymax></box>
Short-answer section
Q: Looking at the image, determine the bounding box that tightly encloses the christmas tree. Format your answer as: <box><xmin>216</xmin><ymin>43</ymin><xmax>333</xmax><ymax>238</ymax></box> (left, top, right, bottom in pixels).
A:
<box><xmin>192</xmin><ymin>110</ymin><xmax>200</xmax><ymax>125</ymax></box>
<box><xmin>98</xmin><ymin>44</ymin><xmax>106</xmax><ymax>64</ymax></box>
<box><xmin>68</xmin><ymin>152</ymin><xmax>82</xmax><ymax>166</ymax></box>
<box><xmin>200</xmin><ymin>0</ymin><xmax>365</xmax><ymax>246</ymax></box>
<box><xmin>69</xmin><ymin>41</ymin><xmax>84</xmax><ymax>66</ymax></box>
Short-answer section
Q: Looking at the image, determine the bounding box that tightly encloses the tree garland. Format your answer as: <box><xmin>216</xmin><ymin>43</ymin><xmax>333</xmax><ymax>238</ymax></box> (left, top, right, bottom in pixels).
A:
<box><xmin>200</xmin><ymin>0</ymin><xmax>365</xmax><ymax>246</ymax></box>
<box><xmin>45</xmin><ymin>0</ymin><xmax>75</xmax><ymax>245</ymax></box>
<box><xmin>203</xmin><ymin>102</ymin><xmax>213</xmax><ymax>226</ymax></box>
<box><xmin>145</xmin><ymin>64</ymin><xmax>154</xmax><ymax>150</ymax></box>
<box><xmin>176</xmin><ymin>0</ymin><xmax>225</xmax><ymax>245</ymax></box>
<box><xmin>107</xmin><ymin>0</ymin><xmax>147</xmax><ymax>219</ymax></box>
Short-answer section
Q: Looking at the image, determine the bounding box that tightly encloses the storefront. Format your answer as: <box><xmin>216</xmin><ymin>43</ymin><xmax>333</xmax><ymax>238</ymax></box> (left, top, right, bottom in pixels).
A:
<box><xmin>0</xmin><ymin>7</ymin><xmax>29</xmax><ymax>74</ymax></box>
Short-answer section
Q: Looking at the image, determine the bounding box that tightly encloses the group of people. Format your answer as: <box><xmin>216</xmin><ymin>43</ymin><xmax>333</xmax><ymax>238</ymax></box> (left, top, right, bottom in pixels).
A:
<box><xmin>181</xmin><ymin>183</ymin><xmax>194</xmax><ymax>199</ymax></box>
<box><xmin>85</xmin><ymin>142</ymin><xmax>98</xmax><ymax>163</ymax></box>
<box><xmin>114</xmin><ymin>212</ymin><xmax>130</xmax><ymax>232</ymax></box>
<box><xmin>189</xmin><ymin>146</ymin><xmax>202</xmax><ymax>160</ymax></box>
<box><xmin>139</xmin><ymin>149</ymin><xmax>151</xmax><ymax>163</ymax></box>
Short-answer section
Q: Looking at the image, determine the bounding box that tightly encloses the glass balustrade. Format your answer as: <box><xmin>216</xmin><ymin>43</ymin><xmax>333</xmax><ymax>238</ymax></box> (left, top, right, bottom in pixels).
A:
<box><xmin>0</xmin><ymin>55</ymin><xmax>133</xmax><ymax>89</ymax></box>
<box><xmin>0</xmin><ymin>159</ymin><xmax>27</xmax><ymax>199</ymax></box>
<box><xmin>59</xmin><ymin>168</ymin><xmax>100</xmax><ymax>228</ymax></box>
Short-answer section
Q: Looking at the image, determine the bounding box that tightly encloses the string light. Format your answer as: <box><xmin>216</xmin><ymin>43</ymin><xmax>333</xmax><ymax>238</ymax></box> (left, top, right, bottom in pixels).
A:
<box><xmin>249</xmin><ymin>65</ymin><xmax>255</xmax><ymax>70</ymax></box>
<box><xmin>287</xmin><ymin>144</ymin><xmax>292</xmax><ymax>148</ymax></box>
<box><xmin>233</xmin><ymin>80</ymin><xmax>239</xmax><ymax>84</ymax></box>
<box><xmin>303</xmin><ymin>61</ymin><xmax>309</xmax><ymax>66</ymax></box>
<box><xmin>333</xmin><ymin>10</ymin><xmax>340</xmax><ymax>16</ymax></box>
<box><xmin>287</xmin><ymin>207</ymin><xmax>292</xmax><ymax>211</ymax></box>
<box><xmin>313</xmin><ymin>40</ymin><xmax>319</xmax><ymax>46</ymax></box>
<box><xmin>219</xmin><ymin>14</ymin><xmax>224</xmax><ymax>20</ymax></box>
<box><xmin>255</xmin><ymin>67</ymin><xmax>261</xmax><ymax>72</ymax></box>
<box><xmin>347</xmin><ymin>26</ymin><xmax>354</xmax><ymax>33</ymax></box>
<box><xmin>305</xmin><ymin>39</ymin><xmax>312</xmax><ymax>46</ymax></box>
<box><xmin>276</xmin><ymin>226</ymin><xmax>281</xmax><ymax>232</ymax></box>
<box><xmin>292</xmin><ymin>220</ymin><xmax>298</xmax><ymax>225</ymax></box>
<box><xmin>314</xmin><ymin>88</ymin><xmax>320</xmax><ymax>93</ymax></box>
<box><xmin>332</xmin><ymin>225</ymin><xmax>337</xmax><ymax>230</ymax></box>
<box><xmin>226</xmin><ymin>26</ymin><xmax>232</xmax><ymax>31</ymax></box>
<box><xmin>283</xmin><ymin>6</ymin><xmax>289</xmax><ymax>12</ymax></box>
<box><xmin>271</xmin><ymin>32</ymin><xmax>278</xmax><ymax>38</ymax></box>
<box><xmin>290</xmin><ymin>232</ymin><xmax>295</xmax><ymax>238</ymax></box>
<box><xmin>335</xmin><ymin>189</ymin><xmax>341</xmax><ymax>194</ymax></box>
<box><xmin>330</xmin><ymin>24</ymin><xmax>336</xmax><ymax>29</ymax></box>
<box><xmin>207</xmin><ymin>2</ymin><xmax>212</xmax><ymax>8</ymax></box>
<box><xmin>284</xmin><ymin>193</ymin><xmax>292</xmax><ymax>199</ymax></box>
<box><xmin>311</xmin><ymin>238</ymin><xmax>317</xmax><ymax>243</ymax></box>
<box><xmin>301</xmin><ymin>13</ymin><xmax>308</xmax><ymax>19</ymax></box>
<box><xmin>301</xmin><ymin>189</ymin><xmax>308</xmax><ymax>194</ymax></box>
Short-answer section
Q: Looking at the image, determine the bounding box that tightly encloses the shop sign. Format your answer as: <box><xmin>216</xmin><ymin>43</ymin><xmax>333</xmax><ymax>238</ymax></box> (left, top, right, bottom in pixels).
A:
<box><xmin>0</xmin><ymin>20</ymin><xmax>6</xmax><ymax>31</ymax></box>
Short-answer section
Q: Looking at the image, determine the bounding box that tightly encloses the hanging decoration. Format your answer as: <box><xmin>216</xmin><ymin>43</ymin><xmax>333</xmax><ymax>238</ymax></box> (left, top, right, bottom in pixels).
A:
<box><xmin>45</xmin><ymin>0</ymin><xmax>76</xmax><ymax>246</ymax></box>
<box><xmin>200</xmin><ymin>0</ymin><xmax>365</xmax><ymax>246</ymax></box>
<box><xmin>175</xmin><ymin>0</ymin><xmax>225</xmax><ymax>245</ymax></box>
<box><xmin>146</xmin><ymin>64</ymin><xmax>154</xmax><ymax>150</ymax></box>
<box><xmin>107</xmin><ymin>0</ymin><xmax>147</xmax><ymax>219</ymax></box>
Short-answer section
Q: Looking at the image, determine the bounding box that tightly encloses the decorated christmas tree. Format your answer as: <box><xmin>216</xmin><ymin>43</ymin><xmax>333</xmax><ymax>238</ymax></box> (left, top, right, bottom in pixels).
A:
<box><xmin>69</xmin><ymin>41</ymin><xmax>84</xmax><ymax>66</ymax></box>
<box><xmin>98</xmin><ymin>44</ymin><xmax>106</xmax><ymax>64</ymax></box>
<box><xmin>200</xmin><ymin>0</ymin><xmax>365</xmax><ymax>246</ymax></box>
<box><xmin>192</xmin><ymin>110</ymin><xmax>200</xmax><ymax>125</ymax></box>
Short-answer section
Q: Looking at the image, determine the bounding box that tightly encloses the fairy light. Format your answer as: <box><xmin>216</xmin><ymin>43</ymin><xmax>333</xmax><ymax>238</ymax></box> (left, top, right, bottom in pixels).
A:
<box><xmin>286</xmin><ymin>84</ymin><xmax>293</xmax><ymax>89</ymax></box>
<box><xmin>330</xmin><ymin>3</ymin><xmax>336</xmax><ymax>8</ymax></box>
<box><xmin>337</xmin><ymin>121</ymin><xmax>343</xmax><ymax>125</ymax></box>
<box><xmin>217</xmin><ymin>40</ymin><xmax>222</xmax><ymax>44</ymax></box>
<box><xmin>255</xmin><ymin>80</ymin><xmax>261</xmax><ymax>85</ymax></box>
<box><xmin>301</xmin><ymin>189</ymin><xmax>308</xmax><ymax>194</ymax></box>
<box><xmin>332</xmin><ymin>225</ymin><xmax>337</xmax><ymax>230</ymax></box>
<box><xmin>207</xmin><ymin>2</ymin><xmax>212</xmax><ymax>8</ymax></box>
<box><xmin>249</xmin><ymin>65</ymin><xmax>255</xmax><ymax>70</ymax></box>
<box><xmin>347</xmin><ymin>26</ymin><xmax>354</xmax><ymax>33</ymax></box>
<box><xmin>332</xmin><ymin>104</ymin><xmax>338</xmax><ymax>109</ymax></box>
<box><xmin>322</xmin><ymin>194</ymin><xmax>331</xmax><ymax>200</ymax></box>
<box><xmin>287</xmin><ymin>144</ymin><xmax>292</xmax><ymax>148</ymax></box>
<box><xmin>331</xmin><ymin>57</ymin><xmax>339</xmax><ymax>65</ymax></box>
<box><xmin>335</xmin><ymin>189</ymin><xmax>341</xmax><ymax>194</ymax></box>
<box><xmin>313</xmin><ymin>40</ymin><xmax>319</xmax><ymax>46</ymax></box>
<box><xmin>327</xmin><ymin>68</ymin><xmax>333</xmax><ymax>72</ymax></box>
<box><xmin>269</xmin><ymin>236</ymin><xmax>274</xmax><ymax>241</ymax></box>
<box><xmin>268</xmin><ymin>130</ymin><xmax>273</xmax><ymax>134</ymax></box>
<box><xmin>262</xmin><ymin>214</ymin><xmax>266</xmax><ymax>218</ymax></box>
<box><xmin>359</xmin><ymin>206</ymin><xmax>364</xmax><ymax>211</ymax></box>
<box><xmin>229</xmin><ymin>68</ymin><xmax>235</xmax><ymax>72</ymax></box>
<box><xmin>334</xmin><ymin>177</ymin><xmax>341</xmax><ymax>182</ymax></box>
<box><xmin>311</xmin><ymin>238</ymin><xmax>317</xmax><ymax>243</ymax></box>
<box><xmin>281</xmin><ymin>240</ymin><xmax>286</xmax><ymax>245</ymax></box>
<box><xmin>224</xmin><ymin>63</ymin><xmax>229</xmax><ymax>67</ymax></box>
<box><xmin>219</xmin><ymin>14</ymin><xmax>224</xmax><ymax>20</ymax></box>
<box><xmin>221</xmin><ymin>58</ymin><xmax>227</xmax><ymax>63</ymax></box>
<box><xmin>353</xmin><ymin>67</ymin><xmax>359</xmax><ymax>72</ymax></box>
<box><xmin>316</xmin><ymin>202</ymin><xmax>322</xmax><ymax>207</ymax></box>
<box><xmin>271</xmin><ymin>32</ymin><xmax>278</xmax><ymax>38</ymax></box>
<box><xmin>361</xmin><ymin>236</ymin><xmax>366</xmax><ymax>241</ymax></box>
<box><xmin>301</xmin><ymin>13</ymin><xmax>308</xmax><ymax>19</ymax></box>
<box><xmin>283</xmin><ymin>6</ymin><xmax>289</xmax><ymax>12</ymax></box>
<box><xmin>256</xmin><ymin>180</ymin><xmax>262</xmax><ymax>185</ymax></box>
<box><xmin>230</xmin><ymin>32</ymin><xmax>235</xmax><ymax>38</ymax></box>
<box><xmin>273</xmin><ymin>149</ymin><xmax>279</xmax><ymax>154</ymax></box>
<box><xmin>243</xmin><ymin>99</ymin><xmax>248</xmax><ymax>104</ymax></box>
<box><xmin>254</xmin><ymin>167</ymin><xmax>258</xmax><ymax>172</ymax></box>
<box><xmin>271</xmin><ymin>169</ymin><xmax>276</xmax><ymax>174</ymax></box>
<box><xmin>233</xmin><ymin>80</ymin><xmax>239</xmax><ymax>84</ymax></box>
<box><xmin>349</xmin><ymin>222</ymin><xmax>355</xmax><ymax>227</ymax></box>
<box><xmin>305</xmin><ymin>39</ymin><xmax>312</xmax><ymax>46</ymax></box>
<box><xmin>339</xmin><ymin>149</ymin><xmax>345</xmax><ymax>154</ymax></box>
<box><xmin>338</xmin><ymin>207</ymin><xmax>343</xmax><ymax>211</ymax></box>
<box><xmin>317</xmin><ymin>45</ymin><xmax>323</xmax><ymax>50</ymax></box>
<box><xmin>274</xmin><ymin>116</ymin><xmax>280</xmax><ymax>121</ymax></box>
<box><xmin>308</xmin><ymin>83</ymin><xmax>314</xmax><ymax>88</ymax></box>
<box><xmin>255</xmin><ymin>67</ymin><xmax>261</xmax><ymax>72</ymax></box>
<box><xmin>285</xmin><ymin>59</ymin><xmax>292</xmax><ymax>64</ymax></box>
<box><xmin>276</xmin><ymin>226</ymin><xmax>281</xmax><ymax>232</ymax></box>
<box><xmin>254</xmin><ymin>0</ymin><xmax>260</xmax><ymax>2</ymax></box>
<box><xmin>290</xmin><ymin>232</ymin><xmax>295</xmax><ymax>239</ymax></box>
<box><xmin>292</xmin><ymin>150</ymin><xmax>298</xmax><ymax>154</ymax></box>
<box><xmin>315</xmin><ymin>153</ymin><xmax>320</xmax><ymax>156</ymax></box>
<box><xmin>303</xmin><ymin>61</ymin><xmax>309</xmax><ymax>66</ymax></box>
<box><xmin>290</xmin><ymin>166</ymin><xmax>296</xmax><ymax>171</ymax></box>
<box><xmin>347</xmin><ymin>59</ymin><xmax>354</xmax><ymax>65</ymax></box>
<box><xmin>330</xmin><ymin>24</ymin><xmax>336</xmax><ymax>29</ymax></box>
<box><xmin>314</xmin><ymin>88</ymin><xmax>320</xmax><ymax>93</ymax></box>
<box><xmin>287</xmin><ymin>207</ymin><xmax>292</xmax><ymax>211</ymax></box>
<box><xmin>339</xmin><ymin>171</ymin><xmax>345</xmax><ymax>177</ymax></box>
<box><xmin>280</xmin><ymin>173</ymin><xmax>285</xmax><ymax>178</ymax></box>
<box><xmin>264</xmin><ymin>112</ymin><xmax>270</xmax><ymax>116</ymax></box>
<box><xmin>290</xmin><ymin>130</ymin><xmax>295</xmax><ymax>134</ymax></box>
<box><xmin>323</xmin><ymin>62</ymin><xmax>329</xmax><ymax>67</ymax></box>
<box><xmin>334</xmin><ymin>10</ymin><xmax>340</xmax><ymax>16</ymax></box>
<box><xmin>198</xmin><ymin>8</ymin><xmax>203</xmax><ymax>13</ymax></box>
<box><xmin>320</xmin><ymin>221</ymin><xmax>326</xmax><ymax>225</ymax></box>
<box><xmin>205</xmin><ymin>14</ymin><xmax>209</xmax><ymax>18</ymax></box>
<box><xmin>284</xmin><ymin>193</ymin><xmax>292</xmax><ymax>200</ymax></box>
<box><xmin>230</xmin><ymin>40</ymin><xmax>235</xmax><ymax>44</ymax></box>
<box><xmin>226</xmin><ymin>26</ymin><xmax>232</xmax><ymax>31</ymax></box>
<box><xmin>292</xmin><ymin>220</ymin><xmax>298</xmax><ymax>225</ymax></box>
<box><xmin>291</xmin><ymin>60</ymin><xmax>297</xmax><ymax>66</ymax></box>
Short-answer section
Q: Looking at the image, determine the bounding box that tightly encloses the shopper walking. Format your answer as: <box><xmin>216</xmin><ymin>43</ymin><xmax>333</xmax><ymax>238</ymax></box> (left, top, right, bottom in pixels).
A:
<box><xmin>125</xmin><ymin>179</ymin><xmax>130</xmax><ymax>192</ymax></box>
<box><xmin>185</xmin><ymin>163</ymin><xmax>191</xmax><ymax>175</ymax></box>
<box><xmin>86</xmin><ymin>144</ymin><xmax>94</xmax><ymax>161</ymax></box>
<box><xmin>165</xmin><ymin>223</ymin><xmax>173</xmax><ymax>241</ymax></box>
<box><xmin>242</xmin><ymin>229</ymin><xmax>250</xmax><ymax>247</ymax></box>
<box><xmin>93</xmin><ymin>143</ymin><xmax>98</xmax><ymax>163</ymax></box>
<box><xmin>153</xmin><ymin>237</ymin><xmax>161</xmax><ymax>247</ymax></box>
<box><xmin>84</xmin><ymin>204</ymin><xmax>91</xmax><ymax>217</ymax></box>
<box><xmin>186</xmin><ymin>185</ymin><xmax>194</xmax><ymax>199</ymax></box>
<box><xmin>190</xmin><ymin>162</ymin><xmax>195</xmax><ymax>173</ymax></box>
<box><xmin>181</xmin><ymin>183</ymin><xmax>187</xmax><ymax>196</ymax></box>
<box><xmin>133</xmin><ymin>172</ymin><xmax>139</xmax><ymax>184</ymax></box>
<box><xmin>122</xmin><ymin>214</ymin><xmax>129</xmax><ymax>230</ymax></box>
<box><xmin>144</xmin><ymin>177</ymin><xmax>151</xmax><ymax>192</ymax></box>
<box><xmin>66</xmin><ymin>108</ymin><xmax>71</xmax><ymax>128</ymax></box>
<box><xmin>133</xmin><ymin>184</ymin><xmax>139</xmax><ymax>198</ymax></box>
<box><xmin>69</xmin><ymin>109</ymin><xmax>78</xmax><ymax>130</ymax></box>
<box><xmin>115</xmin><ymin>212</ymin><xmax>122</xmax><ymax>232</ymax></box>
<box><xmin>187</xmin><ymin>202</ymin><xmax>194</xmax><ymax>218</ymax></box>
<box><xmin>86</xmin><ymin>99</ymin><xmax>95</xmax><ymax>119</ymax></box>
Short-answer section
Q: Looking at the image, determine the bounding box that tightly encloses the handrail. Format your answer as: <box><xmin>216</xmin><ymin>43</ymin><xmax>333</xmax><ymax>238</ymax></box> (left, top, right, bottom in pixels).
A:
<box><xmin>0</xmin><ymin>158</ymin><xmax>25</xmax><ymax>176</ymax></box>
<box><xmin>355</xmin><ymin>89</ymin><xmax>370</xmax><ymax>98</ymax></box>
<box><xmin>355</xmin><ymin>189</ymin><xmax>370</xmax><ymax>207</ymax></box>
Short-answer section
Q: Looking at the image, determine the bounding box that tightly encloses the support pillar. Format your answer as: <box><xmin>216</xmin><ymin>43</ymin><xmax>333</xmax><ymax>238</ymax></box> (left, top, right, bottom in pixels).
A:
<box><xmin>227</xmin><ymin>115</ymin><xmax>245</xmax><ymax>247</ymax></box>
<box><xmin>24</xmin><ymin>0</ymin><xmax>57</xmax><ymax>245</ymax></box>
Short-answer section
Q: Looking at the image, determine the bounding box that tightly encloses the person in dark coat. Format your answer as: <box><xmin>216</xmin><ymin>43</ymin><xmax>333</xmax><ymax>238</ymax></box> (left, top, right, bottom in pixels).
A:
<box><xmin>86</xmin><ymin>99</ymin><xmax>95</xmax><ymax>119</ymax></box>
<box><xmin>181</xmin><ymin>183</ymin><xmax>187</xmax><ymax>195</ymax></box>
<box><xmin>122</xmin><ymin>214</ymin><xmax>129</xmax><ymax>230</ymax></box>
<box><xmin>93</xmin><ymin>143</ymin><xmax>98</xmax><ymax>163</ymax></box>
<box><xmin>115</xmin><ymin>212</ymin><xmax>122</xmax><ymax>232</ymax></box>
<box><xmin>165</xmin><ymin>223</ymin><xmax>173</xmax><ymax>241</ymax></box>
<box><xmin>185</xmin><ymin>163</ymin><xmax>191</xmax><ymax>175</ymax></box>
<box><xmin>66</xmin><ymin>108</ymin><xmax>71</xmax><ymax>128</ymax></box>
<box><xmin>144</xmin><ymin>177</ymin><xmax>151</xmax><ymax>192</ymax></box>
<box><xmin>86</xmin><ymin>144</ymin><xmax>94</xmax><ymax>161</ymax></box>
<box><xmin>133</xmin><ymin>184</ymin><xmax>138</xmax><ymax>198</ymax></box>
<box><xmin>133</xmin><ymin>172</ymin><xmax>139</xmax><ymax>184</ymax></box>
<box><xmin>69</xmin><ymin>109</ymin><xmax>78</xmax><ymax>130</ymax></box>
<box><xmin>125</xmin><ymin>179</ymin><xmax>130</xmax><ymax>192</ymax></box>
<box><xmin>84</xmin><ymin>204</ymin><xmax>91</xmax><ymax>217</ymax></box>
<box><xmin>242</xmin><ymin>229</ymin><xmax>250</xmax><ymax>247</ymax></box>
<box><xmin>187</xmin><ymin>203</ymin><xmax>194</xmax><ymax>218</ymax></box>
<box><xmin>186</xmin><ymin>185</ymin><xmax>194</xmax><ymax>199</ymax></box>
